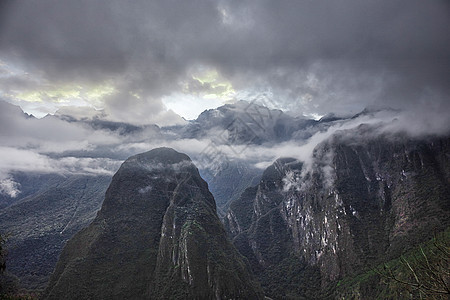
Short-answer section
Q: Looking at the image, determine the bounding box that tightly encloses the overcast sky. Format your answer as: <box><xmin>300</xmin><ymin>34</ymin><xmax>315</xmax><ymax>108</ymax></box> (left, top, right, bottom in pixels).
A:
<box><xmin>0</xmin><ymin>0</ymin><xmax>449</xmax><ymax>122</ymax></box>
<box><xmin>1</xmin><ymin>0</ymin><xmax>450</xmax><ymax>198</ymax></box>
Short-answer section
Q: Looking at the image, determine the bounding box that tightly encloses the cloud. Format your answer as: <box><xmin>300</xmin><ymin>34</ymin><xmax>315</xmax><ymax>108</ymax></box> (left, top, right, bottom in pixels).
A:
<box><xmin>0</xmin><ymin>177</ymin><xmax>21</xmax><ymax>198</ymax></box>
<box><xmin>0</xmin><ymin>101</ymin><xmax>122</xmax><ymax>151</ymax></box>
<box><xmin>101</xmin><ymin>90</ymin><xmax>186</xmax><ymax>126</ymax></box>
<box><xmin>55</xmin><ymin>106</ymin><xmax>106</xmax><ymax>120</ymax></box>
<box><xmin>0</xmin><ymin>0</ymin><xmax>221</xmax><ymax>121</ymax></box>
<box><xmin>0</xmin><ymin>100</ymin><xmax>190</xmax><ymax>198</ymax></box>
<box><xmin>0</xmin><ymin>146</ymin><xmax>58</xmax><ymax>175</ymax></box>
<box><xmin>0</xmin><ymin>0</ymin><xmax>448</xmax><ymax>123</ymax></box>
<box><xmin>0</xmin><ymin>101</ymin><xmax>127</xmax><ymax>192</ymax></box>
<box><xmin>1</xmin><ymin>0</ymin><xmax>450</xmax><ymax>197</ymax></box>
<box><xmin>190</xmin><ymin>107</ymin><xmax>450</xmax><ymax>177</ymax></box>
<box><xmin>0</xmin><ymin>87</ymin><xmax>449</xmax><ymax>201</ymax></box>
<box><xmin>0</xmin><ymin>146</ymin><xmax>121</xmax><ymax>180</ymax></box>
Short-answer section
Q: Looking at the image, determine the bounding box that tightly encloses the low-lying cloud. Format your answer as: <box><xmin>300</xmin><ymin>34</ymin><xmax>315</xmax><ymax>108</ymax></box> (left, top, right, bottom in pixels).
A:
<box><xmin>0</xmin><ymin>97</ymin><xmax>449</xmax><ymax>199</ymax></box>
<box><xmin>0</xmin><ymin>146</ymin><xmax>121</xmax><ymax>177</ymax></box>
<box><xmin>0</xmin><ymin>177</ymin><xmax>21</xmax><ymax>198</ymax></box>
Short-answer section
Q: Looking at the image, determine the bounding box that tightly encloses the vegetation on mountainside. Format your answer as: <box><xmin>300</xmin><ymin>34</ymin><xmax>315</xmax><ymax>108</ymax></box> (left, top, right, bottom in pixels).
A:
<box><xmin>226</xmin><ymin>136</ymin><xmax>450</xmax><ymax>299</ymax></box>
<box><xmin>43</xmin><ymin>148</ymin><xmax>263</xmax><ymax>299</ymax></box>
<box><xmin>258</xmin><ymin>256</ymin><xmax>322</xmax><ymax>299</ymax></box>
<box><xmin>0</xmin><ymin>234</ymin><xmax>38</xmax><ymax>300</ymax></box>
<box><xmin>375</xmin><ymin>230</ymin><xmax>449</xmax><ymax>299</ymax></box>
<box><xmin>0</xmin><ymin>234</ymin><xmax>5</xmax><ymax>274</ymax></box>
<box><xmin>335</xmin><ymin>229</ymin><xmax>450</xmax><ymax>299</ymax></box>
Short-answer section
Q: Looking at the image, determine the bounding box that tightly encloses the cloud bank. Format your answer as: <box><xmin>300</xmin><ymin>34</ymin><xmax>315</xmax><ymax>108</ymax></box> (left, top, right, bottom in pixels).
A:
<box><xmin>0</xmin><ymin>0</ymin><xmax>448</xmax><ymax>123</ymax></box>
<box><xmin>0</xmin><ymin>0</ymin><xmax>449</xmax><ymax>197</ymax></box>
<box><xmin>0</xmin><ymin>95</ymin><xmax>449</xmax><ymax>199</ymax></box>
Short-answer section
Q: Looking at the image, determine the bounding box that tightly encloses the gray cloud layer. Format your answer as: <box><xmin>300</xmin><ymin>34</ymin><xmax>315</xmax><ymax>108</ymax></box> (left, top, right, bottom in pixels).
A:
<box><xmin>0</xmin><ymin>94</ymin><xmax>448</xmax><ymax>198</ymax></box>
<box><xmin>1</xmin><ymin>1</ymin><xmax>449</xmax><ymax>198</ymax></box>
<box><xmin>0</xmin><ymin>0</ymin><xmax>449</xmax><ymax>119</ymax></box>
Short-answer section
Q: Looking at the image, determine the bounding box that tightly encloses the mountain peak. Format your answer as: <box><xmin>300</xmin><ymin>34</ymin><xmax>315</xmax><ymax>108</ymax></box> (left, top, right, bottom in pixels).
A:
<box><xmin>43</xmin><ymin>148</ymin><xmax>263</xmax><ymax>299</ymax></box>
<box><xmin>127</xmin><ymin>147</ymin><xmax>191</xmax><ymax>165</ymax></box>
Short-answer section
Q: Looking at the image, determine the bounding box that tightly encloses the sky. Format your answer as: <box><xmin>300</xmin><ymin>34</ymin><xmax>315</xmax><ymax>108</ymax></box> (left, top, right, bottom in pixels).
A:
<box><xmin>0</xmin><ymin>0</ymin><xmax>449</xmax><ymax>123</ymax></box>
<box><xmin>1</xmin><ymin>0</ymin><xmax>450</xmax><ymax>197</ymax></box>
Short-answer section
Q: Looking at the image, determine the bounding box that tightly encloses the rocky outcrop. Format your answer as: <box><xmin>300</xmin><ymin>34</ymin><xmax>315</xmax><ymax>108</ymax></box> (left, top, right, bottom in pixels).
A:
<box><xmin>43</xmin><ymin>148</ymin><xmax>262</xmax><ymax>299</ymax></box>
<box><xmin>225</xmin><ymin>127</ymin><xmax>450</xmax><ymax>298</ymax></box>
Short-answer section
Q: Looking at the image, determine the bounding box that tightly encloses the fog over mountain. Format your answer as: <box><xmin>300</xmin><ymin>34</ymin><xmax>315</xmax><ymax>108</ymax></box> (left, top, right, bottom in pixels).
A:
<box><xmin>1</xmin><ymin>0</ymin><xmax>448</xmax><ymax>180</ymax></box>
<box><xmin>1</xmin><ymin>98</ymin><xmax>449</xmax><ymax>200</ymax></box>
<box><xmin>1</xmin><ymin>0</ymin><xmax>449</xmax><ymax>173</ymax></box>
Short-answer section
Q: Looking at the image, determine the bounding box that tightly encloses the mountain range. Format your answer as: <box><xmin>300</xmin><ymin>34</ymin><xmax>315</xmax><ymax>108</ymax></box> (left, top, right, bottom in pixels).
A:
<box><xmin>0</xmin><ymin>100</ymin><xmax>449</xmax><ymax>298</ymax></box>
<box><xmin>225</xmin><ymin>126</ymin><xmax>450</xmax><ymax>298</ymax></box>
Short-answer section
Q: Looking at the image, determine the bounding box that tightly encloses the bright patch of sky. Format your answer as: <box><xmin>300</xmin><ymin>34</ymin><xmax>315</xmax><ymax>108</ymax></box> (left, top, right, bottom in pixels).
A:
<box><xmin>1</xmin><ymin>58</ymin><xmax>238</xmax><ymax>121</ymax></box>
<box><xmin>162</xmin><ymin>93</ymin><xmax>226</xmax><ymax>120</ymax></box>
<box><xmin>304</xmin><ymin>113</ymin><xmax>324</xmax><ymax>121</ymax></box>
<box><xmin>14</xmin><ymin>83</ymin><xmax>115</xmax><ymax>117</ymax></box>
<box><xmin>163</xmin><ymin>66</ymin><xmax>236</xmax><ymax>120</ymax></box>
<box><xmin>0</xmin><ymin>60</ymin><xmax>117</xmax><ymax>117</ymax></box>
<box><xmin>5</xmin><ymin>84</ymin><xmax>115</xmax><ymax>118</ymax></box>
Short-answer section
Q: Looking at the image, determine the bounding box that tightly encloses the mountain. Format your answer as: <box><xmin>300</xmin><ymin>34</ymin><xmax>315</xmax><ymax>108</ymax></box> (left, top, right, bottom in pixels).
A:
<box><xmin>174</xmin><ymin>100</ymin><xmax>332</xmax><ymax>212</ymax></box>
<box><xmin>43</xmin><ymin>148</ymin><xmax>263</xmax><ymax>299</ymax></box>
<box><xmin>200</xmin><ymin>160</ymin><xmax>262</xmax><ymax>216</ymax></box>
<box><xmin>224</xmin><ymin>126</ymin><xmax>450</xmax><ymax>298</ymax></box>
<box><xmin>4</xmin><ymin>99</ymin><xmax>447</xmax><ymax>297</ymax></box>
<box><xmin>179</xmin><ymin>100</ymin><xmax>318</xmax><ymax>144</ymax></box>
<box><xmin>0</xmin><ymin>173</ymin><xmax>63</xmax><ymax>210</ymax></box>
<box><xmin>56</xmin><ymin>114</ymin><xmax>161</xmax><ymax>137</ymax></box>
<box><xmin>0</xmin><ymin>174</ymin><xmax>111</xmax><ymax>291</ymax></box>
<box><xmin>0</xmin><ymin>100</ymin><xmax>35</xmax><ymax>121</ymax></box>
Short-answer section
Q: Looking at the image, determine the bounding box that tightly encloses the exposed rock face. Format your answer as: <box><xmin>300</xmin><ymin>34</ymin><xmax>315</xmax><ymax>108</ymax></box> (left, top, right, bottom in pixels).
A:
<box><xmin>225</xmin><ymin>128</ymin><xmax>450</xmax><ymax>298</ymax></box>
<box><xmin>43</xmin><ymin>148</ymin><xmax>262</xmax><ymax>299</ymax></box>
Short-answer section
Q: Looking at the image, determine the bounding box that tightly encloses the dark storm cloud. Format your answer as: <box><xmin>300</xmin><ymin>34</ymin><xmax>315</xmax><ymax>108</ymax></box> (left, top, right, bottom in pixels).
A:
<box><xmin>0</xmin><ymin>0</ymin><xmax>219</xmax><ymax>88</ymax></box>
<box><xmin>0</xmin><ymin>0</ymin><xmax>449</xmax><ymax>117</ymax></box>
<box><xmin>218</xmin><ymin>0</ymin><xmax>450</xmax><ymax>115</ymax></box>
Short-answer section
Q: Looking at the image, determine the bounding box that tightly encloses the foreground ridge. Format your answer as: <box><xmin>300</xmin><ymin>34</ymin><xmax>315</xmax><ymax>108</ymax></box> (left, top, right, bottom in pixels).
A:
<box><xmin>43</xmin><ymin>147</ymin><xmax>263</xmax><ymax>300</ymax></box>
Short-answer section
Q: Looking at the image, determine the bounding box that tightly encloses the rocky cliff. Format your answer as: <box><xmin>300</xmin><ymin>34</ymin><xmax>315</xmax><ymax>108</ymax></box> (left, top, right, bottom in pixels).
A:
<box><xmin>43</xmin><ymin>147</ymin><xmax>262</xmax><ymax>299</ymax></box>
<box><xmin>225</xmin><ymin>127</ymin><xmax>450</xmax><ymax>298</ymax></box>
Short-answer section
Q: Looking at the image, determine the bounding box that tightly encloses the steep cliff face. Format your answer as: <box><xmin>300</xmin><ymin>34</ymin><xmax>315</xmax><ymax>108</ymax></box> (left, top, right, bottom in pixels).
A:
<box><xmin>43</xmin><ymin>148</ymin><xmax>262</xmax><ymax>300</ymax></box>
<box><xmin>225</xmin><ymin>128</ymin><xmax>450</xmax><ymax>298</ymax></box>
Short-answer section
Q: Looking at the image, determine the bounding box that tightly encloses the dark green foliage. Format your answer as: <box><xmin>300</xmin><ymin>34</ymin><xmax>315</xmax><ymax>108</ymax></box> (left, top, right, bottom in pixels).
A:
<box><xmin>225</xmin><ymin>186</ymin><xmax>258</xmax><ymax>234</ymax></box>
<box><xmin>335</xmin><ymin>229</ymin><xmax>450</xmax><ymax>299</ymax></box>
<box><xmin>258</xmin><ymin>256</ymin><xmax>322</xmax><ymax>299</ymax></box>
<box><xmin>226</xmin><ymin>132</ymin><xmax>450</xmax><ymax>299</ymax></box>
<box><xmin>43</xmin><ymin>148</ymin><xmax>263</xmax><ymax>299</ymax></box>
<box><xmin>0</xmin><ymin>175</ymin><xmax>111</xmax><ymax>291</ymax></box>
<box><xmin>252</xmin><ymin>209</ymin><xmax>290</xmax><ymax>264</ymax></box>
<box><xmin>0</xmin><ymin>294</ymin><xmax>38</xmax><ymax>300</ymax></box>
<box><xmin>377</xmin><ymin>230</ymin><xmax>449</xmax><ymax>299</ymax></box>
<box><xmin>0</xmin><ymin>234</ymin><xmax>16</xmax><ymax>297</ymax></box>
<box><xmin>0</xmin><ymin>173</ymin><xmax>64</xmax><ymax>210</ymax></box>
<box><xmin>0</xmin><ymin>234</ymin><xmax>4</xmax><ymax>274</ymax></box>
<box><xmin>0</xmin><ymin>234</ymin><xmax>39</xmax><ymax>300</ymax></box>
